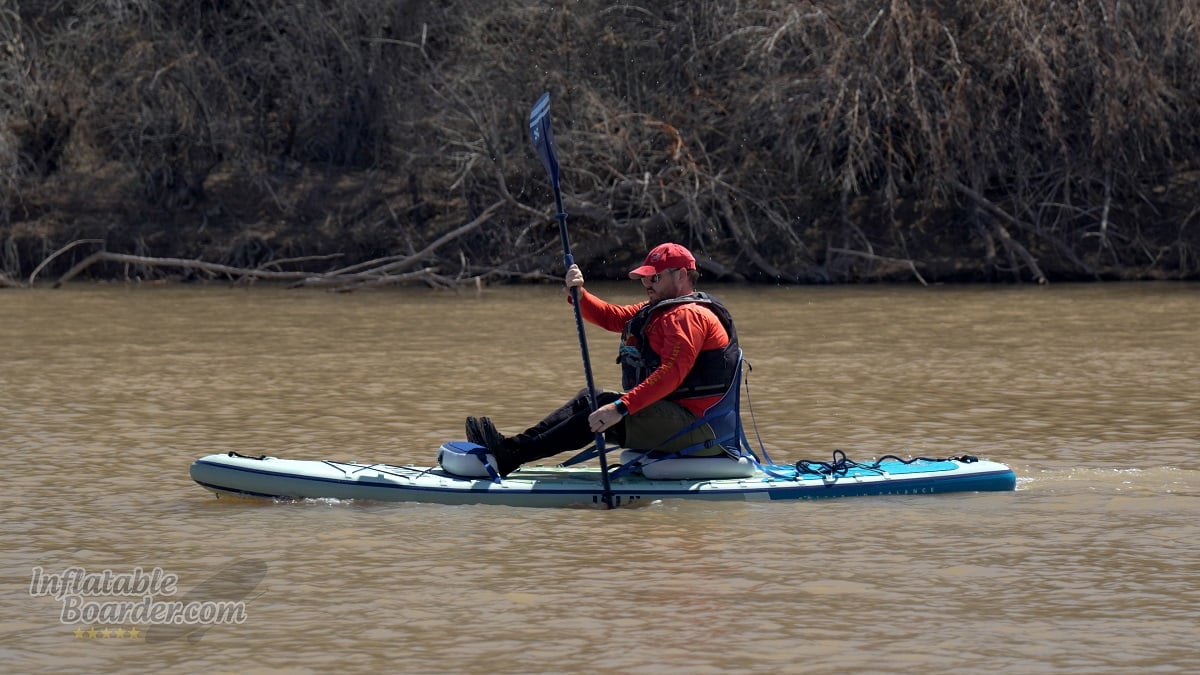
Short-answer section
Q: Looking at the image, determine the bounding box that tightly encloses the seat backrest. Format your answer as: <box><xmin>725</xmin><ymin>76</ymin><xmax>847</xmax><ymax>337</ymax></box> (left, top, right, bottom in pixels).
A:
<box><xmin>692</xmin><ymin>348</ymin><xmax>746</xmax><ymax>456</ymax></box>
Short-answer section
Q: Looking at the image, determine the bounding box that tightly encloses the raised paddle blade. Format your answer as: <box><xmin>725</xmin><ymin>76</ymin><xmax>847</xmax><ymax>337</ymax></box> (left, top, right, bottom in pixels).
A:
<box><xmin>529</xmin><ymin>92</ymin><xmax>560</xmax><ymax>188</ymax></box>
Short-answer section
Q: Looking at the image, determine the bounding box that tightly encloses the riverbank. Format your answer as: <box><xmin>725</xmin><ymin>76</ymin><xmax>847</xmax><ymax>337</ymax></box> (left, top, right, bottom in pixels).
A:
<box><xmin>4</xmin><ymin>2</ymin><xmax>1200</xmax><ymax>285</ymax></box>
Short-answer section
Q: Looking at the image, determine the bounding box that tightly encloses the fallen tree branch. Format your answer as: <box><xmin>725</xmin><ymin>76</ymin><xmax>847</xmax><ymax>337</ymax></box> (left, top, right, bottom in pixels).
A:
<box><xmin>53</xmin><ymin>251</ymin><xmax>315</xmax><ymax>287</ymax></box>
<box><xmin>48</xmin><ymin>201</ymin><xmax>509</xmax><ymax>289</ymax></box>
<box><xmin>323</xmin><ymin>268</ymin><xmax>447</xmax><ymax>291</ymax></box>
<box><xmin>990</xmin><ymin>220</ymin><xmax>1048</xmax><ymax>284</ymax></box>
<box><xmin>319</xmin><ymin>198</ymin><xmax>505</xmax><ymax>280</ymax></box>
<box><xmin>29</xmin><ymin>239</ymin><xmax>106</xmax><ymax>286</ymax></box>
<box><xmin>258</xmin><ymin>253</ymin><xmax>344</xmax><ymax>271</ymax></box>
<box><xmin>827</xmin><ymin>247</ymin><xmax>928</xmax><ymax>285</ymax></box>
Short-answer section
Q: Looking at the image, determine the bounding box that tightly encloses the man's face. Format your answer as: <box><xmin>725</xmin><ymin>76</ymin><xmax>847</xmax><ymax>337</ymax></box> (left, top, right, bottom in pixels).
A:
<box><xmin>638</xmin><ymin>267</ymin><xmax>684</xmax><ymax>304</ymax></box>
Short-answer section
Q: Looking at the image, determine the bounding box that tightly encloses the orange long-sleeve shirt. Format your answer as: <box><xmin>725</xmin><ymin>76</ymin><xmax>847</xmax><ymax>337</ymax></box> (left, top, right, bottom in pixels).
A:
<box><xmin>574</xmin><ymin>289</ymin><xmax>730</xmax><ymax>417</ymax></box>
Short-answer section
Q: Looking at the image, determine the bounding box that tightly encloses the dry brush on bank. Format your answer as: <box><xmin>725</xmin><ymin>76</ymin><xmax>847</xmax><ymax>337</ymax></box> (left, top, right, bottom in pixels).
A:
<box><xmin>2</xmin><ymin>0</ymin><xmax>1199</xmax><ymax>287</ymax></box>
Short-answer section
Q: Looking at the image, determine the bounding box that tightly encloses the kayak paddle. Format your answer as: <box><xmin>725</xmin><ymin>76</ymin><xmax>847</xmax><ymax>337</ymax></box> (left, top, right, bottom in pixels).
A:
<box><xmin>528</xmin><ymin>92</ymin><xmax>615</xmax><ymax>509</ymax></box>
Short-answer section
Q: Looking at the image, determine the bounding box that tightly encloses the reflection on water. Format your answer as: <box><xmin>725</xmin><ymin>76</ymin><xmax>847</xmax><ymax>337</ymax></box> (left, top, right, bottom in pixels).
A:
<box><xmin>3</xmin><ymin>282</ymin><xmax>1198</xmax><ymax>673</ymax></box>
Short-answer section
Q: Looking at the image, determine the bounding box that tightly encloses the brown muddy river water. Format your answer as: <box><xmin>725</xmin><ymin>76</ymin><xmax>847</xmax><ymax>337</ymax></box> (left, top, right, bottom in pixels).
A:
<box><xmin>2</xmin><ymin>282</ymin><xmax>1198</xmax><ymax>673</ymax></box>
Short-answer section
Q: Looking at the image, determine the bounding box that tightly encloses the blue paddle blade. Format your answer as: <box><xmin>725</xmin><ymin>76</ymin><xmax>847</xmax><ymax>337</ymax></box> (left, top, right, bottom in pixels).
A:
<box><xmin>529</xmin><ymin>92</ymin><xmax>560</xmax><ymax>188</ymax></box>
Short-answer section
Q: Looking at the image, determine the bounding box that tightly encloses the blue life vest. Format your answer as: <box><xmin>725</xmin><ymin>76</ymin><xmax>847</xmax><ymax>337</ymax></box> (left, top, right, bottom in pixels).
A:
<box><xmin>616</xmin><ymin>292</ymin><xmax>739</xmax><ymax>400</ymax></box>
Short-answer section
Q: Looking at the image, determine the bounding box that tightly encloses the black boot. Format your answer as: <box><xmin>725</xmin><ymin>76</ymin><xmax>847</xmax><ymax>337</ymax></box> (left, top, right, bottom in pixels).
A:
<box><xmin>479</xmin><ymin>417</ymin><xmax>523</xmax><ymax>477</ymax></box>
<box><xmin>465</xmin><ymin>417</ymin><xmax>486</xmax><ymax>447</ymax></box>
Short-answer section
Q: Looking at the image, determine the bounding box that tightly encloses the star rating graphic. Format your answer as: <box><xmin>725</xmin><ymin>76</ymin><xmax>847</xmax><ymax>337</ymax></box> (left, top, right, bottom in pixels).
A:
<box><xmin>73</xmin><ymin>626</ymin><xmax>143</xmax><ymax>639</ymax></box>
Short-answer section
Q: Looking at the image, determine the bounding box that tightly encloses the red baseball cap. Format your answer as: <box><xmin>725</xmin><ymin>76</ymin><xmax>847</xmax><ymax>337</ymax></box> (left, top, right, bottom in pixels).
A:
<box><xmin>628</xmin><ymin>242</ymin><xmax>697</xmax><ymax>279</ymax></box>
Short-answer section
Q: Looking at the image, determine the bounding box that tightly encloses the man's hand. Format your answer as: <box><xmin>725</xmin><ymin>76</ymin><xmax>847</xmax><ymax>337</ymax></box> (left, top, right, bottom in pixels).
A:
<box><xmin>588</xmin><ymin>402</ymin><xmax>622</xmax><ymax>433</ymax></box>
<box><xmin>564</xmin><ymin>264</ymin><xmax>585</xmax><ymax>291</ymax></box>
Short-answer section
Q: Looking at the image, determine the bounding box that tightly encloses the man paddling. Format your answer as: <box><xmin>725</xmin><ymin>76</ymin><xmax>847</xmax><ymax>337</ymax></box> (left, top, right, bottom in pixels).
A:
<box><xmin>466</xmin><ymin>242</ymin><xmax>740</xmax><ymax>476</ymax></box>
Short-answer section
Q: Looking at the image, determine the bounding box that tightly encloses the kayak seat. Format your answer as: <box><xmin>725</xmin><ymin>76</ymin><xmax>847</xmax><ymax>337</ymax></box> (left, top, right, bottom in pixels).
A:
<box><xmin>618</xmin><ymin>449</ymin><xmax>756</xmax><ymax>480</ymax></box>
